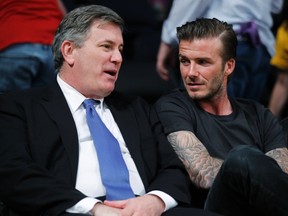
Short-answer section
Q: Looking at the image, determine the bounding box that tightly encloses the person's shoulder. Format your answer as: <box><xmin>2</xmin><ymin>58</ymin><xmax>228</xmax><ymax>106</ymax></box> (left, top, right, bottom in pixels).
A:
<box><xmin>232</xmin><ymin>97</ymin><xmax>263</xmax><ymax>106</ymax></box>
<box><xmin>156</xmin><ymin>88</ymin><xmax>187</xmax><ymax>104</ymax></box>
<box><xmin>0</xmin><ymin>85</ymin><xmax>58</xmax><ymax>114</ymax></box>
<box><xmin>153</xmin><ymin>88</ymin><xmax>191</xmax><ymax>113</ymax></box>
<box><xmin>107</xmin><ymin>91</ymin><xmax>150</xmax><ymax>109</ymax></box>
<box><xmin>0</xmin><ymin>85</ymin><xmax>55</xmax><ymax>102</ymax></box>
<box><xmin>231</xmin><ymin>97</ymin><xmax>267</xmax><ymax>113</ymax></box>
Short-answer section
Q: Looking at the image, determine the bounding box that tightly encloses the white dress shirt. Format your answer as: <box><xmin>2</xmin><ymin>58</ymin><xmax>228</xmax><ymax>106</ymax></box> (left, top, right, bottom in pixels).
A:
<box><xmin>57</xmin><ymin>75</ymin><xmax>177</xmax><ymax>214</ymax></box>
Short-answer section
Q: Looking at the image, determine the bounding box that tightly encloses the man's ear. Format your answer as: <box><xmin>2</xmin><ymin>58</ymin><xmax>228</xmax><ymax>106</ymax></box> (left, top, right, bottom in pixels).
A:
<box><xmin>225</xmin><ymin>58</ymin><xmax>235</xmax><ymax>76</ymax></box>
<box><xmin>61</xmin><ymin>40</ymin><xmax>75</xmax><ymax>66</ymax></box>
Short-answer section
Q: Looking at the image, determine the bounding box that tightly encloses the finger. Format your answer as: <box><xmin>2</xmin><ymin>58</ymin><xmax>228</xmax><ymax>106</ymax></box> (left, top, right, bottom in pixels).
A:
<box><xmin>104</xmin><ymin>200</ymin><xmax>127</xmax><ymax>209</ymax></box>
<box><xmin>159</xmin><ymin>71</ymin><xmax>170</xmax><ymax>81</ymax></box>
<box><xmin>157</xmin><ymin>67</ymin><xmax>170</xmax><ymax>81</ymax></box>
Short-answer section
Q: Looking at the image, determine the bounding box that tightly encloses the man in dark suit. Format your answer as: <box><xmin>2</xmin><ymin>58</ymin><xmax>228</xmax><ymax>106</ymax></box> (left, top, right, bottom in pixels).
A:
<box><xmin>0</xmin><ymin>4</ymin><xmax>221</xmax><ymax>216</ymax></box>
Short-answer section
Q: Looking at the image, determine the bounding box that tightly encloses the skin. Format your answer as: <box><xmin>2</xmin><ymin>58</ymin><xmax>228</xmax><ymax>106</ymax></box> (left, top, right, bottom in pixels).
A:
<box><xmin>266</xmin><ymin>148</ymin><xmax>288</xmax><ymax>174</ymax></box>
<box><xmin>167</xmin><ymin>131</ymin><xmax>222</xmax><ymax>189</ymax></box>
<box><xmin>268</xmin><ymin>72</ymin><xmax>288</xmax><ymax>117</ymax></box>
<box><xmin>59</xmin><ymin>21</ymin><xmax>123</xmax><ymax>99</ymax></box>
<box><xmin>57</xmin><ymin>0</ymin><xmax>67</xmax><ymax>15</ymax></box>
<box><xmin>93</xmin><ymin>195</ymin><xmax>165</xmax><ymax>216</ymax></box>
<box><xmin>168</xmin><ymin>37</ymin><xmax>288</xmax><ymax>189</ymax></box>
<box><xmin>156</xmin><ymin>41</ymin><xmax>177</xmax><ymax>81</ymax></box>
<box><xmin>59</xmin><ymin>21</ymin><xmax>165</xmax><ymax>216</ymax></box>
<box><xmin>178</xmin><ymin>38</ymin><xmax>233</xmax><ymax>114</ymax></box>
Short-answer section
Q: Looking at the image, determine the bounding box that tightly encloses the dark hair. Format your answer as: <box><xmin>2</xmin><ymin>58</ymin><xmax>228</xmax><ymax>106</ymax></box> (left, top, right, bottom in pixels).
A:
<box><xmin>52</xmin><ymin>5</ymin><xmax>125</xmax><ymax>73</ymax></box>
<box><xmin>176</xmin><ymin>18</ymin><xmax>237</xmax><ymax>62</ymax></box>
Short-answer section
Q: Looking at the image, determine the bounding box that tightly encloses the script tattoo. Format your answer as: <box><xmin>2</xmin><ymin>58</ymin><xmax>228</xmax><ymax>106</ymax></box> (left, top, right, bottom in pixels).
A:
<box><xmin>266</xmin><ymin>147</ymin><xmax>288</xmax><ymax>174</ymax></box>
<box><xmin>167</xmin><ymin>131</ymin><xmax>223</xmax><ymax>189</ymax></box>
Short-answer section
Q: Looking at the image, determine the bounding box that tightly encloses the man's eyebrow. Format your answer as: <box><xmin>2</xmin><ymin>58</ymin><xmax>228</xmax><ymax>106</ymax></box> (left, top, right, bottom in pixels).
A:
<box><xmin>102</xmin><ymin>39</ymin><xmax>124</xmax><ymax>47</ymax></box>
<box><xmin>101</xmin><ymin>39</ymin><xmax>113</xmax><ymax>44</ymax></box>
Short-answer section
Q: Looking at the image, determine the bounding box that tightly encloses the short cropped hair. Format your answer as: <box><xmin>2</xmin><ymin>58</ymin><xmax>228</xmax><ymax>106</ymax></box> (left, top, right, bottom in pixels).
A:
<box><xmin>176</xmin><ymin>18</ymin><xmax>237</xmax><ymax>63</ymax></box>
<box><xmin>53</xmin><ymin>5</ymin><xmax>125</xmax><ymax>73</ymax></box>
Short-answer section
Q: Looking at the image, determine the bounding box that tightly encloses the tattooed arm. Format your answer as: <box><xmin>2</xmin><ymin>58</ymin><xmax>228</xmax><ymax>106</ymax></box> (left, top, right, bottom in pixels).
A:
<box><xmin>167</xmin><ymin>130</ymin><xmax>223</xmax><ymax>189</ymax></box>
<box><xmin>265</xmin><ymin>147</ymin><xmax>288</xmax><ymax>173</ymax></box>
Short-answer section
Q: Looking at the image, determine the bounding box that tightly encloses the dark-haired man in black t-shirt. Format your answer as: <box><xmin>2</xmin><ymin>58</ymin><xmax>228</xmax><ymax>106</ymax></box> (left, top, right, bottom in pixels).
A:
<box><xmin>153</xmin><ymin>18</ymin><xmax>288</xmax><ymax>216</ymax></box>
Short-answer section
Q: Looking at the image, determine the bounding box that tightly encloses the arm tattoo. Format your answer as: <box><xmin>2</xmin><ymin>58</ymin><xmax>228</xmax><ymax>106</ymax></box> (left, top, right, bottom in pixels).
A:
<box><xmin>167</xmin><ymin>131</ymin><xmax>223</xmax><ymax>189</ymax></box>
<box><xmin>266</xmin><ymin>147</ymin><xmax>288</xmax><ymax>174</ymax></box>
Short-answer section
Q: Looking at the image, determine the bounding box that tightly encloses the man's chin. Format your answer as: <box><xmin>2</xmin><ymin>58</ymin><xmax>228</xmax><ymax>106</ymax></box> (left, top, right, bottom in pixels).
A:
<box><xmin>187</xmin><ymin>91</ymin><xmax>203</xmax><ymax>100</ymax></box>
<box><xmin>103</xmin><ymin>86</ymin><xmax>115</xmax><ymax>97</ymax></box>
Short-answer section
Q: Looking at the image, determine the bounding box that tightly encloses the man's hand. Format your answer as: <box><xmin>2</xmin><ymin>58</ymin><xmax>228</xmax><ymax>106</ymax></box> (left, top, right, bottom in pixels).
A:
<box><xmin>104</xmin><ymin>194</ymin><xmax>165</xmax><ymax>216</ymax></box>
<box><xmin>156</xmin><ymin>42</ymin><xmax>177</xmax><ymax>81</ymax></box>
<box><xmin>91</xmin><ymin>202</ymin><xmax>121</xmax><ymax>216</ymax></box>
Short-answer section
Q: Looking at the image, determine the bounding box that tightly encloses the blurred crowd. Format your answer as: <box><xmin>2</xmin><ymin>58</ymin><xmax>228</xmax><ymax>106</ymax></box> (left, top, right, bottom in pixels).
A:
<box><xmin>0</xmin><ymin>0</ymin><xmax>288</xmax><ymax>118</ymax></box>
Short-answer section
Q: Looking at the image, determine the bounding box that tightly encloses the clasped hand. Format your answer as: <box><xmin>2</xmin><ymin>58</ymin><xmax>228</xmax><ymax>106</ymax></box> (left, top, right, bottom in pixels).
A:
<box><xmin>91</xmin><ymin>194</ymin><xmax>165</xmax><ymax>216</ymax></box>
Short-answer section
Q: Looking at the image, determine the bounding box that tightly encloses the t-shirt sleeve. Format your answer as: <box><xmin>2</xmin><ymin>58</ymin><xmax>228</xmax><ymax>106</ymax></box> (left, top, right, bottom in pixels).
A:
<box><xmin>243</xmin><ymin>99</ymin><xmax>287</xmax><ymax>153</ymax></box>
<box><xmin>261</xmin><ymin>107</ymin><xmax>287</xmax><ymax>152</ymax></box>
<box><xmin>154</xmin><ymin>92</ymin><xmax>196</xmax><ymax>135</ymax></box>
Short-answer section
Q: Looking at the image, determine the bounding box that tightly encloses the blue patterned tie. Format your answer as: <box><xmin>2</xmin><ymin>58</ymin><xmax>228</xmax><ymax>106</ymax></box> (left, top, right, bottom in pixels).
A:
<box><xmin>83</xmin><ymin>99</ymin><xmax>135</xmax><ymax>200</ymax></box>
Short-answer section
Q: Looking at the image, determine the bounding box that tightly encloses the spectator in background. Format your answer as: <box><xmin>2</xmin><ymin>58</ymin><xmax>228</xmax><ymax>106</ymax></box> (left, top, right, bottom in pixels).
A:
<box><xmin>0</xmin><ymin>0</ymin><xmax>66</xmax><ymax>93</ymax></box>
<box><xmin>268</xmin><ymin>7</ymin><xmax>288</xmax><ymax>118</ymax></box>
<box><xmin>156</xmin><ymin>0</ymin><xmax>283</xmax><ymax>102</ymax></box>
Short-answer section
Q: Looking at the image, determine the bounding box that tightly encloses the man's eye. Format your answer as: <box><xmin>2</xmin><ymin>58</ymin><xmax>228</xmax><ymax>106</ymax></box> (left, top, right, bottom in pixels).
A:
<box><xmin>101</xmin><ymin>44</ymin><xmax>111</xmax><ymax>50</ymax></box>
<box><xmin>198</xmin><ymin>59</ymin><xmax>208</xmax><ymax>65</ymax></box>
<box><xmin>180</xmin><ymin>59</ymin><xmax>189</xmax><ymax>65</ymax></box>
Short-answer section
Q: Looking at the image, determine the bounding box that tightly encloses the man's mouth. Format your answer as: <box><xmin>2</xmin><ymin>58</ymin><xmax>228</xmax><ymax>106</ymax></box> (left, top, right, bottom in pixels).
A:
<box><xmin>187</xmin><ymin>82</ymin><xmax>202</xmax><ymax>86</ymax></box>
<box><xmin>104</xmin><ymin>70</ymin><xmax>117</xmax><ymax>76</ymax></box>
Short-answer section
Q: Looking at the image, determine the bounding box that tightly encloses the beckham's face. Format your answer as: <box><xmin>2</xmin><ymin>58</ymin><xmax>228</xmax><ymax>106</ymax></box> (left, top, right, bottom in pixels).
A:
<box><xmin>179</xmin><ymin>37</ymin><xmax>234</xmax><ymax>100</ymax></box>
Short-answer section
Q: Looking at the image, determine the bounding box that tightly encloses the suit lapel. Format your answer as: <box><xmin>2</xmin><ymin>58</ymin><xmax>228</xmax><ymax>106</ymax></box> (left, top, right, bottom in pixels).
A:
<box><xmin>41</xmin><ymin>84</ymin><xmax>79</xmax><ymax>183</ymax></box>
<box><xmin>39</xmin><ymin>86</ymin><xmax>149</xmax><ymax>187</ymax></box>
<box><xmin>106</xmin><ymin>94</ymin><xmax>148</xmax><ymax>188</ymax></box>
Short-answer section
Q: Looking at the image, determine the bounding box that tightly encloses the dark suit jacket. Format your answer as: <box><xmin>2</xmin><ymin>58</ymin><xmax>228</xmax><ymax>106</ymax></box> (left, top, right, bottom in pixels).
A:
<box><xmin>0</xmin><ymin>83</ymin><xmax>191</xmax><ymax>215</ymax></box>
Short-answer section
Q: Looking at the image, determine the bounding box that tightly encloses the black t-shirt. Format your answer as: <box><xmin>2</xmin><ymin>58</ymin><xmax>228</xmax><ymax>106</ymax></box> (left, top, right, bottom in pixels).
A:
<box><xmin>154</xmin><ymin>89</ymin><xmax>286</xmax><ymax>159</ymax></box>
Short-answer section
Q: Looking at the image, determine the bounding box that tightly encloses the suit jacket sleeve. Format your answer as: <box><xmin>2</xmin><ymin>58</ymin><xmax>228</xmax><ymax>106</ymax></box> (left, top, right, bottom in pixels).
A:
<box><xmin>0</xmin><ymin>86</ymin><xmax>86</xmax><ymax>216</ymax></box>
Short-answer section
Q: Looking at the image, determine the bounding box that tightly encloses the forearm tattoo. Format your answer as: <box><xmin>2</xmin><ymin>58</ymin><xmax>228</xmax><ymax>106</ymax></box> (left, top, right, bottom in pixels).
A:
<box><xmin>167</xmin><ymin>131</ymin><xmax>223</xmax><ymax>189</ymax></box>
<box><xmin>266</xmin><ymin>147</ymin><xmax>288</xmax><ymax>174</ymax></box>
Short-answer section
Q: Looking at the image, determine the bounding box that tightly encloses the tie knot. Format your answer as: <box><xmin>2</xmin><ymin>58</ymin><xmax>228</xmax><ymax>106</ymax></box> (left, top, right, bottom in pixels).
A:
<box><xmin>83</xmin><ymin>99</ymin><xmax>99</xmax><ymax>108</ymax></box>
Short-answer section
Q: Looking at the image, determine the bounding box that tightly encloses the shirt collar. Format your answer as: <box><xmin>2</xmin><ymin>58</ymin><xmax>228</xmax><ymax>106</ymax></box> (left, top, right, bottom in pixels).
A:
<box><xmin>57</xmin><ymin>74</ymin><xmax>105</xmax><ymax>113</ymax></box>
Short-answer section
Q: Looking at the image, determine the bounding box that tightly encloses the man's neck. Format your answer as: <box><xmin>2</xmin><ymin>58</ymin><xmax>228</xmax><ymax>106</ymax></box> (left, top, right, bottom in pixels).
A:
<box><xmin>198</xmin><ymin>96</ymin><xmax>232</xmax><ymax>116</ymax></box>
